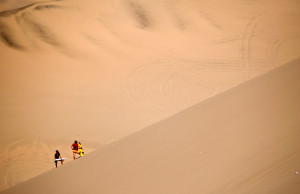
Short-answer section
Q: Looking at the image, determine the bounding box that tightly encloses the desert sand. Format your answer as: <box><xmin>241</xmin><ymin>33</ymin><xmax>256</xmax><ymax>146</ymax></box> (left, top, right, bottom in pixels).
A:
<box><xmin>0</xmin><ymin>0</ymin><xmax>300</xmax><ymax>192</ymax></box>
<box><xmin>2</xmin><ymin>57</ymin><xmax>300</xmax><ymax>194</ymax></box>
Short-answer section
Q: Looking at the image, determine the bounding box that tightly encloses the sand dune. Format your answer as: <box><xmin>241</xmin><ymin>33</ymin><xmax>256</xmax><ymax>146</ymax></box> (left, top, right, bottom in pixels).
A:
<box><xmin>1</xmin><ymin>0</ymin><xmax>300</xmax><ymax>191</ymax></box>
<box><xmin>2</xmin><ymin>58</ymin><xmax>300</xmax><ymax>194</ymax></box>
<box><xmin>0</xmin><ymin>136</ymin><xmax>99</xmax><ymax>191</ymax></box>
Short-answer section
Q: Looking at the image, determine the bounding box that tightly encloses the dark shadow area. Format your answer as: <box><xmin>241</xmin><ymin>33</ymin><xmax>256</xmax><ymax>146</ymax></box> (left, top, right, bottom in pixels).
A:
<box><xmin>0</xmin><ymin>23</ymin><xmax>24</xmax><ymax>49</ymax></box>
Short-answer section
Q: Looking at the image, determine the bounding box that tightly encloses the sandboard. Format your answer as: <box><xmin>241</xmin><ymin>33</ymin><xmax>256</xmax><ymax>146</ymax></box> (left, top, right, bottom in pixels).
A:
<box><xmin>55</xmin><ymin>158</ymin><xmax>66</xmax><ymax>161</ymax></box>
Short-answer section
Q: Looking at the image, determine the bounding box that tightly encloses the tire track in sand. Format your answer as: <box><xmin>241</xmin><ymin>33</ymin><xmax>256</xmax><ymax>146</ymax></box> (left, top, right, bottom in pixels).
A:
<box><xmin>119</xmin><ymin>58</ymin><xmax>247</xmax><ymax>118</ymax></box>
<box><xmin>239</xmin><ymin>12</ymin><xmax>264</xmax><ymax>81</ymax></box>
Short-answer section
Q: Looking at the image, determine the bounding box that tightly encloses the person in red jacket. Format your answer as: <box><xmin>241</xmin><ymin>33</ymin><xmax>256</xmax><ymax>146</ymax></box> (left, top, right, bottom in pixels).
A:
<box><xmin>71</xmin><ymin>140</ymin><xmax>80</xmax><ymax>160</ymax></box>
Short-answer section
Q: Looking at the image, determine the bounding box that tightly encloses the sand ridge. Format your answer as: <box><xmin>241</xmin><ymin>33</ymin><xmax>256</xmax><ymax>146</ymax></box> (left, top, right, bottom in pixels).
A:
<box><xmin>2</xmin><ymin>58</ymin><xmax>300</xmax><ymax>194</ymax></box>
<box><xmin>1</xmin><ymin>0</ymin><xmax>300</xmax><ymax>191</ymax></box>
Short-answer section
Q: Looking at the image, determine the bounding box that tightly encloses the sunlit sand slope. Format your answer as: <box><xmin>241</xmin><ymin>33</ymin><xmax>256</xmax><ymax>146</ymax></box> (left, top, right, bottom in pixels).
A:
<box><xmin>2</xmin><ymin>59</ymin><xmax>300</xmax><ymax>194</ymax></box>
<box><xmin>1</xmin><ymin>0</ymin><xmax>300</xmax><ymax>191</ymax></box>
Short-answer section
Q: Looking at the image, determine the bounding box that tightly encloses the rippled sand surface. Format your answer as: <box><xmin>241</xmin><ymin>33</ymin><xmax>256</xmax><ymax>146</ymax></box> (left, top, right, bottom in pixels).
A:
<box><xmin>1</xmin><ymin>0</ymin><xmax>300</xmax><ymax>191</ymax></box>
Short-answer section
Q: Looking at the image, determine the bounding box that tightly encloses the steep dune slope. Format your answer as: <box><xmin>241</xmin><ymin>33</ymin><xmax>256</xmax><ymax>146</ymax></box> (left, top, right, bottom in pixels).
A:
<box><xmin>1</xmin><ymin>0</ymin><xmax>300</xmax><ymax>140</ymax></box>
<box><xmin>3</xmin><ymin>59</ymin><xmax>300</xmax><ymax>194</ymax></box>
<box><xmin>1</xmin><ymin>0</ymin><xmax>300</xmax><ymax>191</ymax></box>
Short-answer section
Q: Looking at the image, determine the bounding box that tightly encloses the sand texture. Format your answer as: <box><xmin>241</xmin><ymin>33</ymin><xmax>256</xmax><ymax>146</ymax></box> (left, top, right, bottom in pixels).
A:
<box><xmin>1</xmin><ymin>0</ymin><xmax>300</xmax><ymax>192</ymax></box>
<box><xmin>2</xmin><ymin>58</ymin><xmax>300</xmax><ymax>194</ymax></box>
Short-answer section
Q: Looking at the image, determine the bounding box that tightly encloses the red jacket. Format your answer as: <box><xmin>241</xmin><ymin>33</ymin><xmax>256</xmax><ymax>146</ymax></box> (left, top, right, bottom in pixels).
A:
<box><xmin>71</xmin><ymin>143</ymin><xmax>78</xmax><ymax>151</ymax></box>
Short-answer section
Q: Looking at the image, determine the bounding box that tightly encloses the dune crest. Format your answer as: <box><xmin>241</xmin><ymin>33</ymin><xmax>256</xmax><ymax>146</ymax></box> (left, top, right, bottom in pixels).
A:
<box><xmin>2</xmin><ymin>58</ymin><xmax>300</xmax><ymax>194</ymax></box>
<box><xmin>1</xmin><ymin>0</ymin><xmax>300</xmax><ymax>191</ymax></box>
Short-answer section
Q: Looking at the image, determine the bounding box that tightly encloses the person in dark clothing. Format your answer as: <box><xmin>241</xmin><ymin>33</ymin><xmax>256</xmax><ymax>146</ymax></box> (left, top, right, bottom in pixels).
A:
<box><xmin>54</xmin><ymin>150</ymin><xmax>63</xmax><ymax>168</ymax></box>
